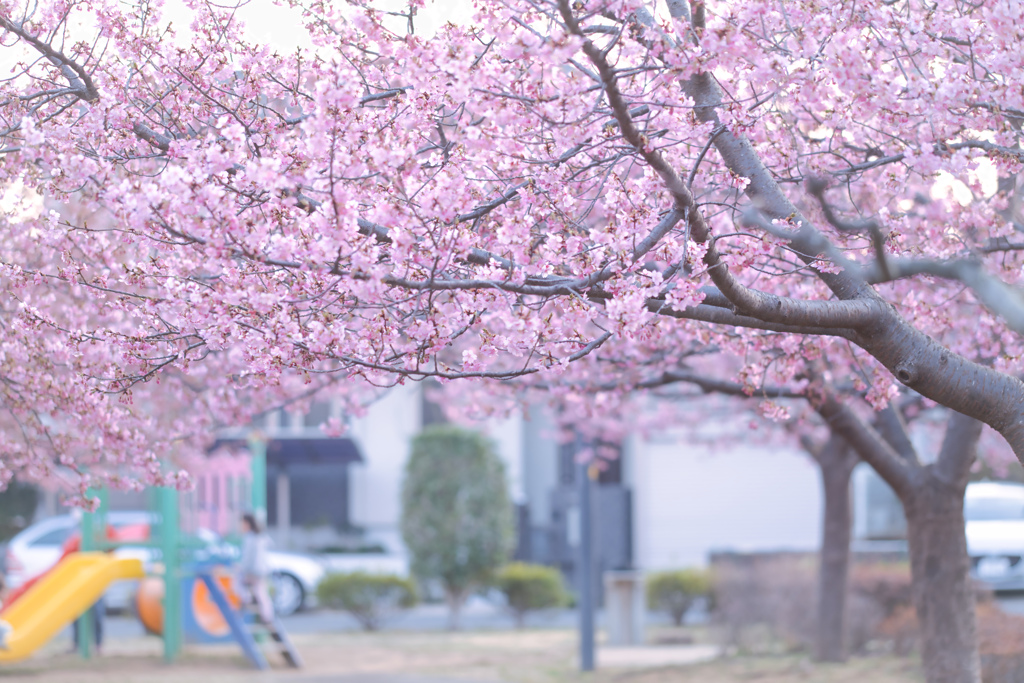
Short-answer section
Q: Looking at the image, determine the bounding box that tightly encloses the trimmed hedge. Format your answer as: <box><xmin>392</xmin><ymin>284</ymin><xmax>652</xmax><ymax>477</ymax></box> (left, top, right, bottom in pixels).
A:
<box><xmin>495</xmin><ymin>562</ymin><xmax>568</xmax><ymax>628</ymax></box>
<box><xmin>646</xmin><ymin>568</ymin><xmax>712</xmax><ymax>626</ymax></box>
<box><xmin>316</xmin><ymin>571</ymin><xmax>417</xmax><ymax>631</ymax></box>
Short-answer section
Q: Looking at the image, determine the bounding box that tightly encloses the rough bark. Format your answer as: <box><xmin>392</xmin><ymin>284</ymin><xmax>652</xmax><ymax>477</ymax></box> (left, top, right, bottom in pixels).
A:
<box><xmin>650</xmin><ymin>367</ymin><xmax>983</xmax><ymax>678</ymax></box>
<box><xmin>851</xmin><ymin>317</ymin><xmax>1024</xmax><ymax>461</ymax></box>
<box><xmin>905</xmin><ymin>481</ymin><xmax>980</xmax><ymax>683</ymax></box>
<box><xmin>810</xmin><ymin>436</ymin><xmax>859</xmax><ymax>663</ymax></box>
<box><xmin>815</xmin><ymin>390</ymin><xmax>984</xmax><ymax>683</ymax></box>
<box><xmin>812</xmin><ymin>391</ymin><xmax>914</xmax><ymax>499</ymax></box>
<box><xmin>901</xmin><ymin>413</ymin><xmax>984</xmax><ymax>683</ymax></box>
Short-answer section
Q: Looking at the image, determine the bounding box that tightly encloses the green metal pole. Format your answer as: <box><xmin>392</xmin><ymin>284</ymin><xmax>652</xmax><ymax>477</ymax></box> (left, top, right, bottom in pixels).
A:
<box><xmin>77</xmin><ymin>507</ymin><xmax>94</xmax><ymax>660</ymax></box>
<box><xmin>248</xmin><ymin>435</ymin><xmax>267</xmax><ymax>528</ymax></box>
<box><xmin>77</xmin><ymin>488</ymin><xmax>106</xmax><ymax>659</ymax></box>
<box><xmin>158</xmin><ymin>485</ymin><xmax>182</xmax><ymax>663</ymax></box>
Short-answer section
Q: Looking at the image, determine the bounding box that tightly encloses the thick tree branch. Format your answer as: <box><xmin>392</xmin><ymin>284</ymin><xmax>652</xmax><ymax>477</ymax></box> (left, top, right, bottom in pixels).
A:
<box><xmin>946</xmin><ymin>140</ymin><xmax>1024</xmax><ymax>163</ymax></box>
<box><xmin>562</xmin><ymin>1</ymin><xmax>882</xmax><ymax>334</ymax></box>
<box><xmin>648</xmin><ymin>299</ymin><xmax>859</xmax><ymax>338</ymax></box>
<box><xmin>874</xmin><ymin>404</ymin><xmax>920</xmax><ymax>465</ymax></box>
<box><xmin>559</xmin><ymin>0</ymin><xmax>778</xmax><ymax>311</ymax></box>
<box><xmin>711</xmin><ymin>277</ymin><xmax>885</xmax><ymax>329</ymax></box>
<box><xmin>810</xmin><ymin>389</ymin><xmax>915</xmax><ymax>498</ymax></box>
<box><xmin>934</xmin><ymin>412</ymin><xmax>982</xmax><ymax>487</ymax></box>
<box><xmin>660</xmin><ymin>3</ymin><xmax>1024</xmax><ymax>464</ymax></box>
<box><xmin>864</xmin><ymin>257</ymin><xmax>1024</xmax><ymax>334</ymax></box>
<box><xmin>0</xmin><ymin>15</ymin><xmax>99</xmax><ymax>102</ymax></box>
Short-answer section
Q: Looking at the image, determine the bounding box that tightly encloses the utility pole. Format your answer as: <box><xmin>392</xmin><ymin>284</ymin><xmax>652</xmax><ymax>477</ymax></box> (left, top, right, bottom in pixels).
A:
<box><xmin>577</xmin><ymin>438</ymin><xmax>596</xmax><ymax>672</ymax></box>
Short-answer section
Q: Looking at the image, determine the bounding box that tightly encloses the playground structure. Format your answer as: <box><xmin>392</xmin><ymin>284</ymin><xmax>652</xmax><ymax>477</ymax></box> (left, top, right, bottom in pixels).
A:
<box><xmin>0</xmin><ymin>437</ymin><xmax>299</xmax><ymax>669</ymax></box>
<box><xmin>0</xmin><ymin>553</ymin><xmax>144</xmax><ymax>662</ymax></box>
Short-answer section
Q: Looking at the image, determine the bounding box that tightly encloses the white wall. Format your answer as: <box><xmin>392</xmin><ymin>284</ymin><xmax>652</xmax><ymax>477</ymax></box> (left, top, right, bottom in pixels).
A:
<box><xmin>347</xmin><ymin>385</ymin><xmax>526</xmax><ymax>552</ymax></box>
<box><xmin>480</xmin><ymin>413</ymin><xmax>525</xmax><ymax>505</ymax></box>
<box><xmin>347</xmin><ymin>385</ymin><xmax>422</xmax><ymax>553</ymax></box>
<box><xmin>633</xmin><ymin>436</ymin><xmax>822</xmax><ymax>569</ymax></box>
<box><xmin>348</xmin><ymin>386</ymin><xmax>824</xmax><ymax>566</ymax></box>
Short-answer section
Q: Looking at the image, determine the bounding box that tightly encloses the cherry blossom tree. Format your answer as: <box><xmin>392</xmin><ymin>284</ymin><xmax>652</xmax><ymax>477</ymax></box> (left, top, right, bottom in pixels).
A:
<box><xmin>1</xmin><ymin>0</ymin><xmax>1021</xmax><ymax>447</ymax></box>
<box><xmin>1</xmin><ymin>0</ymin><xmax>1023</xmax><ymax>678</ymax></box>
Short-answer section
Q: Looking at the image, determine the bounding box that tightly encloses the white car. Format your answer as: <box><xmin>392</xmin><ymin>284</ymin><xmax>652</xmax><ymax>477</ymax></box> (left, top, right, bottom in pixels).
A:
<box><xmin>965</xmin><ymin>481</ymin><xmax>1024</xmax><ymax>590</ymax></box>
<box><xmin>4</xmin><ymin>513</ymin><xmax>325</xmax><ymax>616</ymax></box>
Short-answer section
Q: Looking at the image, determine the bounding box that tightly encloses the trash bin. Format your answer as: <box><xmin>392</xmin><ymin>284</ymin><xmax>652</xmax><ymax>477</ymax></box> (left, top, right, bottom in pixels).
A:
<box><xmin>604</xmin><ymin>570</ymin><xmax>645</xmax><ymax>645</ymax></box>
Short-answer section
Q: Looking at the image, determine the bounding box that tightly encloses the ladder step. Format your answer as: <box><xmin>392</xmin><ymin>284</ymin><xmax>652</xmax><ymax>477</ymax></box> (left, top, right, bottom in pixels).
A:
<box><xmin>239</xmin><ymin>610</ymin><xmax>303</xmax><ymax>667</ymax></box>
<box><xmin>267</xmin><ymin>617</ymin><xmax>303</xmax><ymax>668</ymax></box>
<box><xmin>239</xmin><ymin>600</ymin><xmax>303</xmax><ymax>668</ymax></box>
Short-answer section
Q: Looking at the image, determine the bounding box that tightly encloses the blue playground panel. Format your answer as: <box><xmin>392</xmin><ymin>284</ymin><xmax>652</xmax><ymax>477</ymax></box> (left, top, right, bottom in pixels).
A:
<box><xmin>196</xmin><ymin>571</ymin><xmax>269</xmax><ymax>669</ymax></box>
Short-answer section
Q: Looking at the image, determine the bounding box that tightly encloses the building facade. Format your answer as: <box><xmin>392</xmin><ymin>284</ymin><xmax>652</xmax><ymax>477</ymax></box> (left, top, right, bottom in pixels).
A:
<box><xmin>255</xmin><ymin>385</ymin><xmax>824</xmax><ymax>585</ymax></box>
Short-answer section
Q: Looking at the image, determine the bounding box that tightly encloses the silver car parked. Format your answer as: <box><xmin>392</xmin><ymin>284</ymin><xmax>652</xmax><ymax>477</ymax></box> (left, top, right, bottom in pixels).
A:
<box><xmin>966</xmin><ymin>481</ymin><xmax>1024</xmax><ymax>591</ymax></box>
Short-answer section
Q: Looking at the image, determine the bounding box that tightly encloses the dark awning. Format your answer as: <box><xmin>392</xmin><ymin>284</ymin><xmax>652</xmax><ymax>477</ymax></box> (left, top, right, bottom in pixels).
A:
<box><xmin>211</xmin><ymin>438</ymin><xmax>363</xmax><ymax>467</ymax></box>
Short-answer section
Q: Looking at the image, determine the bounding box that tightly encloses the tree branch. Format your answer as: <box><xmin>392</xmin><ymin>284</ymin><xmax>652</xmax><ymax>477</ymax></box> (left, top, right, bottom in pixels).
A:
<box><xmin>809</xmin><ymin>389</ymin><xmax>915</xmax><ymax>498</ymax></box>
<box><xmin>934</xmin><ymin>411</ymin><xmax>982</xmax><ymax>487</ymax></box>
<box><xmin>0</xmin><ymin>15</ymin><xmax>99</xmax><ymax>102</ymax></box>
<box><xmin>807</xmin><ymin>177</ymin><xmax>891</xmax><ymax>282</ymax></box>
<box><xmin>664</xmin><ymin>3</ymin><xmax>1024</xmax><ymax>464</ymax></box>
<box><xmin>639</xmin><ymin>369</ymin><xmax>805</xmax><ymax>398</ymax></box>
<box><xmin>649</xmin><ymin>299</ymin><xmax>859</xmax><ymax>338</ymax></box>
<box><xmin>874</xmin><ymin>404</ymin><xmax>919</xmax><ymax>465</ymax></box>
<box><xmin>864</xmin><ymin>257</ymin><xmax>1024</xmax><ymax>334</ymax></box>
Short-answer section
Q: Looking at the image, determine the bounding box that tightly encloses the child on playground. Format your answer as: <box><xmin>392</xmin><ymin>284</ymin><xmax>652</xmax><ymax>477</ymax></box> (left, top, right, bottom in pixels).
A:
<box><xmin>239</xmin><ymin>513</ymin><xmax>274</xmax><ymax>623</ymax></box>
<box><xmin>0</xmin><ymin>575</ymin><xmax>13</xmax><ymax>650</ymax></box>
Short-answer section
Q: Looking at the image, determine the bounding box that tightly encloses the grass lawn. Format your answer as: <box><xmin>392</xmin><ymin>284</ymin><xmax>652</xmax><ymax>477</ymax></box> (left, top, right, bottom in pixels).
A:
<box><xmin>0</xmin><ymin>626</ymin><xmax>924</xmax><ymax>683</ymax></box>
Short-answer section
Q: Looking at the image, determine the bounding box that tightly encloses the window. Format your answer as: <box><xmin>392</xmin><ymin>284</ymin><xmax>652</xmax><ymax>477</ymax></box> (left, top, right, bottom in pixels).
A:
<box><xmin>29</xmin><ymin>526</ymin><xmax>72</xmax><ymax>547</ymax></box>
<box><xmin>303</xmin><ymin>402</ymin><xmax>331</xmax><ymax>428</ymax></box>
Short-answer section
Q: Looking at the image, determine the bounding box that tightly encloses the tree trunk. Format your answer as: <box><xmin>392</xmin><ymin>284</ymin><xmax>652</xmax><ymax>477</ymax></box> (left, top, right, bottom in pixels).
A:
<box><xmin>905</xmin><ymin>477</ymin><xmax>981</xmax><ymax>683</ymax></box>
<box><xmin>809</xmin><ymin>394</ymin><xmax>983</xmax><ymax>682</ymax></box>
<box><xmin>446</xmin><ymin>588</ymin><xmax>467</xmax><ymax>631</ymax></box>
<box><xmin>814</xmin><ymin>440</ymin><xmax>857</xmax><ymax>663</ymax></box>
<box><xmin>672</xmin><ymin>602</ymin><xmax>688</xmax><ymax>627</ymax></box>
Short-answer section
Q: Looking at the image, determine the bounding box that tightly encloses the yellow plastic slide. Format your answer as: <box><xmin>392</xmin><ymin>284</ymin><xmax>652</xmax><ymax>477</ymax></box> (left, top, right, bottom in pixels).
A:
<box><xmin>0</xmin><ymin>552</ymin><xmax>144</xmax><ymax>662</ymax></box>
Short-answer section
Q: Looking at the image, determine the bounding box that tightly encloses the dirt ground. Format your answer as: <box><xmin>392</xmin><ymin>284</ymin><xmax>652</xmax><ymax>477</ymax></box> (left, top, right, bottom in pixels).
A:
<box><xmin>0</xmin><ymin>627</ymin><xmax>924</xmax><ymax>683</ymax></box>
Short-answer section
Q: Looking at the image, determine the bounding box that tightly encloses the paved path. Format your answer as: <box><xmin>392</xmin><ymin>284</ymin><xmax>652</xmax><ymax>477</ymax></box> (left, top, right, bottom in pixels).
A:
<box><xmin>597</xmin><ymin>644</ymin><xmax>720</xmax><ymax>668</ymax></box>
<box><xmin>95</xmin><ymin>600</ymin><xmax>691</xmax><ymax>641</ymax></box>
<box><xmin>270</xmin><ymin>676</ymin><xmax>493</xmax><ymax>683</ymax></box>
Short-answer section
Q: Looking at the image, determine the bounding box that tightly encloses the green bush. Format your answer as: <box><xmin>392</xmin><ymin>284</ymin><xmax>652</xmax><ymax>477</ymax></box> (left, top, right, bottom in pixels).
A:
<box><xmin>316</xmin><ymin>572</ymin><xmax>417</xmax><ymax>631</ymax></box>
<box><xmin>495</xmin><ymin>562</ymin><xmax>568</xmax><ymax>628</ymax></box>
<box><xmin>646</xmin><ymin>568</ymin><xmax>712</xmax><ymax>627</ymax></box>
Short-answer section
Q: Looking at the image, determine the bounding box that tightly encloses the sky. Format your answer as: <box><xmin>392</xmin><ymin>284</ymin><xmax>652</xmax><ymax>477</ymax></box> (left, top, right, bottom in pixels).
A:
<box><xmin>198</xmin><ymin>0</ymin><xmax>476</xmax><ymax>47</ymax></box>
